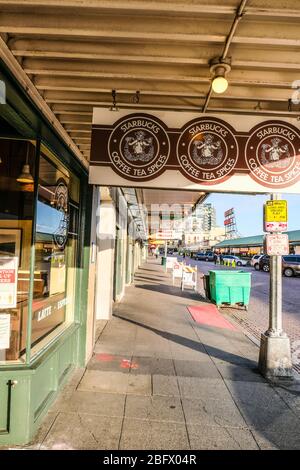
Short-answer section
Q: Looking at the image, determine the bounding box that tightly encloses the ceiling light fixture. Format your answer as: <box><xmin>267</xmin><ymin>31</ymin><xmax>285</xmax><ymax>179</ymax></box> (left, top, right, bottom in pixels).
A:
<box><xmin>254</xmin><ymin>101</ymin><xmax>262</xmax><ymax>111</ymax></box>
<box><xmin>133</xmin><ymin>90</ymin><xmax>140</xmax><ymax>104</ymax></box>
<box><xmin>210</xmin><ymin>57</ymin><xmax>231</xmax><ymax>94</ymax></box>
<box><xmin>110</xmin><ymin>89</ymin><xmax>119</xmax><ymax>112</ymax></box>
<box><xmin>17</xmin><ymin>142</ymin><xmax>34</xmax><ymax>183</ymax></box>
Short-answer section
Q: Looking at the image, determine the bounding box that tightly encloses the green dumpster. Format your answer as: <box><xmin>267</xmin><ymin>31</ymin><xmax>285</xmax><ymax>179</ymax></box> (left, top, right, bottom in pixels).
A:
<box><xmin>161</xmin><ymin>256</ymin><xmax>166</xmax><ymax>266</ymax></box>
<box><xmin>209</xmin><ymin>270</ymin><xmax>251</xmax><ymax>309</ymax></box>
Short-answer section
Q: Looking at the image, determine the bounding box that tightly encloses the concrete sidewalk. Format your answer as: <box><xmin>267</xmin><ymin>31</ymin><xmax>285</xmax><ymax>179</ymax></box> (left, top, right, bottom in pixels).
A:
<box><xmin>24</xmin><ymin>260</ymin><xmax>300</xmax><ymax>450</ymax></box>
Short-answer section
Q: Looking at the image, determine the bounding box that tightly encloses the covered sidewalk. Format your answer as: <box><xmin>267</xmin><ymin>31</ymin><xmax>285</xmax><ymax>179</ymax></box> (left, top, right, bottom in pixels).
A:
<box><xmin>23</xmin><ymin>260</ymin><xmax>300</xmax><ymax>450</ymax></box>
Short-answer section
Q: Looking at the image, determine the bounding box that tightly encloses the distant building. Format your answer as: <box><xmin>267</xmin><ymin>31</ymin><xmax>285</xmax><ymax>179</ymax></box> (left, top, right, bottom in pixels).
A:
<box><xmin>194</xmin><ymin>203</ymin><xmax>216</xmax><ymax>232</ymax></box>
<box><xmin>184</xmin><ymin>203</ymin><xmax>225</xmax><ymax>250</ymax></box>
<box><xmin>214</xmin><ymin>229</ymin><xmax>300</xmax><ymax>255</ymax></box>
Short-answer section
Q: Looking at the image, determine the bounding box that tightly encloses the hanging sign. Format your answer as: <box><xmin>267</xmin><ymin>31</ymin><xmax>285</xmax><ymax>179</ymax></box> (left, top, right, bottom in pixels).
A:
<box><xmin>0</xmin><ymin>257</ymin><xmax>18</xmax><ymax>308</ymax></box>
<box><xmin>265</xmin><ymin>234</ymin><xmax>289</xmax><ymax>256</ymax></box>
<box><xmin>90</xmin><ymin>110</ymin><xmax>300</xmax><ymax>194</ymax></box>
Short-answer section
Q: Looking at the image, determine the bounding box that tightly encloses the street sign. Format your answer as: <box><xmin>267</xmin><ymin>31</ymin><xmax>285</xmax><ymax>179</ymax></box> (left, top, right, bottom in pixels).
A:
<box><xmin>265</xmin><ymin>234</ymin><xmax>289</xmax><ymax>256</ymax></box>
<box><xmin>265</xmin><ymin>200</ymin><xmax>287</xmax><ymax>222</ymax></box>
<box><xmin>264</xmin><ymin>200</ymin><xmax>288</xmax><ymax>232</ymax></box>
<box><xmin>265</xmin><ymin>221</ymin><xmax>288</xmax><ymax>232</ymax></box>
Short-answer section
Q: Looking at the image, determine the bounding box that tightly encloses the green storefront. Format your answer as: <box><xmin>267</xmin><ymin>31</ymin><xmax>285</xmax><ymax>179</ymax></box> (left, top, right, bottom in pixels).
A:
<box><xmin>0</xmin><ymin>62</ymin><xmax>91</xmax><ymax>445</ymax></box>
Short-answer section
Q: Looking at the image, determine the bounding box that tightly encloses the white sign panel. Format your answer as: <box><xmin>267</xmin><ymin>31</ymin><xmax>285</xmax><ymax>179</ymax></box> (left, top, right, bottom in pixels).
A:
<box><xmin>265</xmin><ymin>234</ymin><xmax>289</xmax><ymax>256</ymax></box>
<box><xmin>172</xmin><ymin>263</ymin><xmax>183</xmax><ymax>279</ymax></box>
<box><xmin>166</xmin><ymin>256</ymin><xmax>177</xmax><ymax>269</ymax></box>
<box><xmin>0</xmin><ymin>314</ymin><xmax>11</xmax><ymax>349</ymax></box>
<box><xmin>265</xmin><ymin>222</ymin><xmax>288</xmax><ymax>232</ymax></box>
<box><xmin>0</xmin><ymin>257</ymin><xmax>18</xmax><ymax>308</ymax></box>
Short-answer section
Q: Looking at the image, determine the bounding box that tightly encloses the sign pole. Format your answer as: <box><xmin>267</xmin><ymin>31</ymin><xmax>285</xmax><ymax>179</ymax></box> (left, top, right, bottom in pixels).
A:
<box><xmin>269</xmin><ymin>193</ymin><xmax>283</xmax><ymax>335</ymax></box>
<box><xmin>259</xmin><ymin>193</ymin><xmax>293</xmax><ymax>379</ymax></box>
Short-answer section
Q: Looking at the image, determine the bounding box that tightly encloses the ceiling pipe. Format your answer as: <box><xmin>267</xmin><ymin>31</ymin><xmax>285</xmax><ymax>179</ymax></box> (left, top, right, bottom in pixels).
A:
<box><xmin>203</xmin><ymin>0</ymin><xmax>248</xmax><ymax>113</ymax></box>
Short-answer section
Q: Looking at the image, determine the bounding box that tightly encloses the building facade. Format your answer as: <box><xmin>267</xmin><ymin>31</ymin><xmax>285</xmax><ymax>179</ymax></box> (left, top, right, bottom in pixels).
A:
<box><xmin>0</xmin><ymin>62</ymin><xmax>146</xmax><ymax>445</ymax></box>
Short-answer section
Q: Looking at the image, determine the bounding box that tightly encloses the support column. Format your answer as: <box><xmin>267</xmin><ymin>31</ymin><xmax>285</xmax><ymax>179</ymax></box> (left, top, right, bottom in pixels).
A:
<box><xmin>258</xmin><ymin>194</ymin><xmax>293</xmax><ymax>379</ymax></box>
<box><xmin>94</xmin><ymin>192</ymin><xmax>116</xmax><ymax>320</ymax></box>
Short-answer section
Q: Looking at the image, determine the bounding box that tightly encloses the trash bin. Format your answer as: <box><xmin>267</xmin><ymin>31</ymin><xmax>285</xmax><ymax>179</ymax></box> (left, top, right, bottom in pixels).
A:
<box><xmin>209</xmin><ymin>270</ymin><xmax>251</xmax><ymax>309</ymax></box>
<box><xmin>161</xmin><ymin>256</ymin><xmax>166</xmax><ymax>267</ymax></box>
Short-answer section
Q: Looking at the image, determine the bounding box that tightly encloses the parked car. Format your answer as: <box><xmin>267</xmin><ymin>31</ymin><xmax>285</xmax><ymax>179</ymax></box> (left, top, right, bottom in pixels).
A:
<box><xmin>194</xmin><ymin>251</ymin><xmax>214</xmax><ymax>261</ymax></box>
<box><xmin>258</xmin><ymin>254</ymin><xmax>300</xmax><ymax>277</ymax></box>
<box><xmin>251</xmin><ymin>254</ymin><xmax>264</xmax><ymax>269</ymax></box>
<box><xmin>258</xmin><ymin>255</ymin><xmax>270</xmax><ymax>272</ymax></box>
<box><xmin>222</xmin><ymin>255</ymin><xmax>248</xmax><ymax>266</ymax></box>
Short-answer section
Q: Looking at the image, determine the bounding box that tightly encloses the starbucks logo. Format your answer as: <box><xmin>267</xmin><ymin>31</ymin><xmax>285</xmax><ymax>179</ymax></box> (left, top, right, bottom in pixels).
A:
<box><xmin>53</xmin><ymin>179</ymin><xmax>69</xmax><ymax>249</ymax></box>
<box><xmin>245</xmin><ymin>122</ymin><xmax>300</xmax><ymax>188</ymax></box>
<box><xmin>108</xmin><ymin>114</ymin><xmax>170</xmax><ymax>180</ymax></box>
<box><xmin>176</xmin><ymin>118</ymin><xmax>238</xmax><ymax>184</ymax></box>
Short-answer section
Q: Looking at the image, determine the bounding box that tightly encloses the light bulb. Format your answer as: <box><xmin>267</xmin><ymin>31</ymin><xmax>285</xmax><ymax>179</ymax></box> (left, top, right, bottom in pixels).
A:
<box><xmin>212</xmin><ymin>75</ymin><xmax>228</xmax><ymax>94</ymax></box>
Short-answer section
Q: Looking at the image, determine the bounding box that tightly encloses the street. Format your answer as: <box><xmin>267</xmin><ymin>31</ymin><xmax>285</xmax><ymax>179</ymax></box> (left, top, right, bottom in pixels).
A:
<box><xmin>176</xmin><ymin>256</ymin><xmax>300</xmax><ymax>371</ymax></box>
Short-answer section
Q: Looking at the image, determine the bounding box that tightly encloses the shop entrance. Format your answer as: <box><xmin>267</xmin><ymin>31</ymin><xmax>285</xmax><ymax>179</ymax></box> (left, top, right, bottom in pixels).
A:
<box><xmin>89</xmin><ymin>108</ymin><xmax>300</xmax><ymax>380</ymax></box>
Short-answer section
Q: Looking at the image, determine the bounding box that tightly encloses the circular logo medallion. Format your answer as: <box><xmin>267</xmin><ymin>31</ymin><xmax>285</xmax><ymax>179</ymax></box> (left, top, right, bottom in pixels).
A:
<box><xmin>245</xmin><ymin>122</ymin><xmax>300</xmax><ymax>188</ymax></box>
<box><xmin>108</xmin><ymin>114</ymin><xmax>170</xmax><ymax>180</ymax></box>
<box><xmin>53</xmin><ymin>179</ymin><xmax>69</xmax><ymax>249</ymax></box>
<box><xmin>176</xmin><ymin>118</ymin><xmax>238</xmax><ymax>184</ymax></box>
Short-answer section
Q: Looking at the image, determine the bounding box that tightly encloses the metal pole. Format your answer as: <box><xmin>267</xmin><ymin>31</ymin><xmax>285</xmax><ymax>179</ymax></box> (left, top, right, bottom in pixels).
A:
<box><xmin>259</xmin><ymin>193</ymin><xmax>292</xmax><ymax>379</ymax></box>
<box><xmin>267</xmin><ymin>193</ymin><xmax>283</xmax><ymax>336</ymax></box>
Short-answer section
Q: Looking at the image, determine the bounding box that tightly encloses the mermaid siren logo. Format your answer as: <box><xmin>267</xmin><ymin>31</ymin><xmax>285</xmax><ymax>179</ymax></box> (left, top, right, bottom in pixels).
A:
<box><xmin>192</xmin><ymin>133</ymin><xmax>223</xmax><ymax>166</ymax></box>
<box><xmin>108</xmin><ymin>114</ymin><xmax>170</xmax><ymax>180</ymax></box>
<box><xmin>53</xmin><ymin>179</ymin><xmax>69</xmax><ymax>249</ymax></box>
<box><xmin>260</xmin><ymin>137</ymin><xmax>290</xmax><ymax>169</ymax></box>
<box><xmin>245</xmin><ymin>122</ymin><xmax>300</xmax><ymax>188</ymax></box>
<box><xmin>124</xmin><ymin>130</ymin><xmax>154</xmax><ymax>162</ymax></box>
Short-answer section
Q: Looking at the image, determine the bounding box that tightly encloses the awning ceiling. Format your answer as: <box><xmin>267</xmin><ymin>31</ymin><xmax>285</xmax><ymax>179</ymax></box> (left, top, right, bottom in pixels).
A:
<box><xmin>0</xmin><ymin>0</ymin><xmax>300</xmax><ymax>167</ymax></box>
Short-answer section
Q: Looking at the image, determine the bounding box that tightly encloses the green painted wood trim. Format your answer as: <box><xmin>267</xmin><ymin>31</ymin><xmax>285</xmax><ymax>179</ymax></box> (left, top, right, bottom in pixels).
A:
<box><xmin>75</xmin><ymin>183</ymin><xmax>93</xmax><ymax>367</ymax></box>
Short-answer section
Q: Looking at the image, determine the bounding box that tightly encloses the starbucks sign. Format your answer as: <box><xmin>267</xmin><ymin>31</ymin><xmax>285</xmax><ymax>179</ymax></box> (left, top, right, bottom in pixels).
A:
<box><xmin>90</xmin><ymin>110</ymin><xmax>300</xmax><ymax>193</ymax></box>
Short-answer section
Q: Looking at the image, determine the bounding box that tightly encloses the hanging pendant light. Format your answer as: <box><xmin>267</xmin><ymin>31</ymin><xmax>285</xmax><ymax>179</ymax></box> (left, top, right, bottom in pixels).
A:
<box><xmin>210</xmin><ymin>57</ymin><xmax>231</xmax><ymax>94</ymax></box>
<box><xmin>17</xmin><ymin>142</ymin><xmax>34</xmax><ymax>183</ymax></box>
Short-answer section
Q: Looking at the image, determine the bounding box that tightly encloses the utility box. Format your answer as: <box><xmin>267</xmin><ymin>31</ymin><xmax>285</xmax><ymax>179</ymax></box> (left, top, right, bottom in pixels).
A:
<box><xmin>161</xmin><ymin>256</ymin><xmax>166</xmax><ymax>266</ymax></box>
<box><xmin>209</xmin><ymin>270</ymin><xmax>251</xmax><ymax>309</ymax></box>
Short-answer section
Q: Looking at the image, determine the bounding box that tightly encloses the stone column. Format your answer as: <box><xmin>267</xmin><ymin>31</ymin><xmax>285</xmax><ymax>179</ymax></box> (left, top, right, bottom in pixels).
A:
<box><xmin>94</xmin><ymin>189</ymin><xmax>116</xmax><ymax>320</ymax></box>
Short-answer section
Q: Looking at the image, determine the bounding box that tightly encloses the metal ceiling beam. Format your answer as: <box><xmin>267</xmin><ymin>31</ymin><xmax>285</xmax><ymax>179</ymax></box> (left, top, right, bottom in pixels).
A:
<box><xmin>11</xmin><ymin>49</ymin><xmax>300</xmax><ymax>72</ymax></box>
<box><xmin>0</xmin><ymin>36</ymin><xmax>87</xmax><ymax>168</ymax></box>
<box><xmin>1</xmin><ymin>1</ymin><xmax>300</xmax><ymax>20</ymax></box>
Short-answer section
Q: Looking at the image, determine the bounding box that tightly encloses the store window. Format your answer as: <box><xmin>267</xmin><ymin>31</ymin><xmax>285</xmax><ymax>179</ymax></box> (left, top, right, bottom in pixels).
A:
<box><xmin>0</xmin><ymin>139</ymin><xmax>35</xmax><ymax>362</ymax></box>
<box><xmin>30</xmin><ymin>146</ymin><xmax>80</xmax><ymax>356</ymax></box>
<box><xmin>0</xmin><ymin>139</ymin><xmax>80</xmax><ymax>363</ymax></box>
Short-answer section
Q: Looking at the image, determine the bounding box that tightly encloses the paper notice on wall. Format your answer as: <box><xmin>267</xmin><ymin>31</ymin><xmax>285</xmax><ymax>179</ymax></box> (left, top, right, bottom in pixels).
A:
<box><xmin>0</xmin><ymin>314</ymin><xmax>10</xmax><ymax>349</ymax></box>
<box><xmin>0</xmin><ymin>257</ymin><xmax>18</xmax><ymax>308</ymax></box>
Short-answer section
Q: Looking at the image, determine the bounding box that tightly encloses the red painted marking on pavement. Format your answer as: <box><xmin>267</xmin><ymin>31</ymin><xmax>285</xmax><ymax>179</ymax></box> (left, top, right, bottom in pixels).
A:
<box><xmin>94</xmin><ymin>353</ymin><xmax>115</xmax><ymax>362</ymax></box>
<box><xmin>120</xmin><ymin>359</ymin><xmax>139</xmax><ymax>369</ymax></box>
<box><xmin>187</xmin><ymin>305</ymin><xmax>238</xmax><ymax>331</ymax></box>
<box><xmin>130</xmin><ymin>362</ymin><xmax>139</xmax><ymax>370</ymax></box>
<box><xmin>120</xmin><ymin>359</ymin><xmax>131</xmax><ymax>369</ymax></box>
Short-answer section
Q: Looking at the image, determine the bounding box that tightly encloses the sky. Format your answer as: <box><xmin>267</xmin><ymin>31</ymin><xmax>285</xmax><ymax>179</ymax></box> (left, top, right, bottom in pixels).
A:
<box><xmin>36</xmin><ymin>200</ymin><xmax>63</xmax><ymax>234</ymax></box>
<box><xmin>206</xmin><ymin>193</ymin><xmax>300</xmax><ymax>237</ymax></box>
